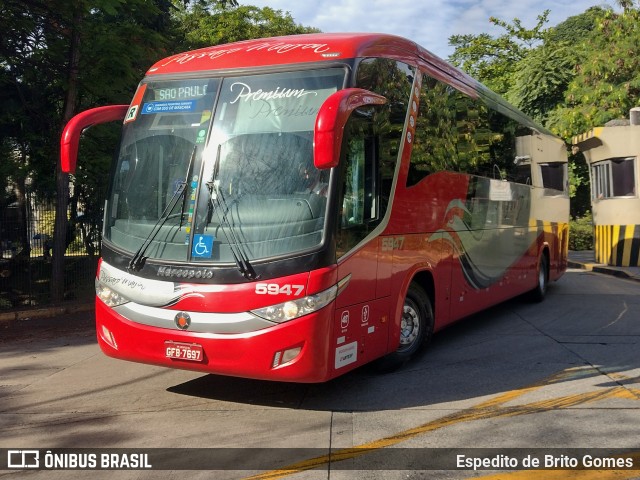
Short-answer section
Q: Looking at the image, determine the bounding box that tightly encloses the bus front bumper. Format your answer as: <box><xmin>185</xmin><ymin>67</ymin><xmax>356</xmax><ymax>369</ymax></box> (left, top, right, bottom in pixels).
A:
<box><xmin>95</xmin><ymin>299</ymin><xmax>335</xmax><ymax>383</ymax></box>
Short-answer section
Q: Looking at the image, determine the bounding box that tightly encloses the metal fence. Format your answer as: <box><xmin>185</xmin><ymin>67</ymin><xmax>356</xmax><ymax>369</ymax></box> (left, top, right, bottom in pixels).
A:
<box><xmin>0</xmin><ymin>194</ymin><xmax>101</xmax><ymax>310</ymax></box>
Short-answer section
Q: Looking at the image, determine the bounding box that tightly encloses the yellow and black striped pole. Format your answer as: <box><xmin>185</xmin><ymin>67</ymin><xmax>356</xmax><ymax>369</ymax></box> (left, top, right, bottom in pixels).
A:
<box><xmin>594</xmin><ymin>224</ymin><xmax>640</xmax><ymax>266</ymax></box>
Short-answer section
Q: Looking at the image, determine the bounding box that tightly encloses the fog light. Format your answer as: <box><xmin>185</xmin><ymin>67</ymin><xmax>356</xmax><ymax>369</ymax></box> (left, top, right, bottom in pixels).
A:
<box><xmin>281</xmin><ymin>346</ymin><xmax>302</xmax><ymax>364</ymax></box>
<box><xmin>100</xmin><ymin>325</ymin><xmax>118</xmax><ymax>349</ymax></box>
<box><xmin>271</xmin><ymin>345</ymin><xmax>302</xmax><ymax>368</ymax></box>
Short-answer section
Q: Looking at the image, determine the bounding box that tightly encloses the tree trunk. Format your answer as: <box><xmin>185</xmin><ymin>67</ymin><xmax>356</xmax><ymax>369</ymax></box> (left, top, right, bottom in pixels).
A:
<box><xmin>51</xmin><ymin>5</ymin><xmax>82</xmax><ymax>304</ymax></box>
<box><xmin>14</xmin><ymin>144</ymin><xmax>31</xmax><ymax>258</ymax></box>
<box><xmin>14</xmin><ymin>183</ymin><xmax>30</xmax><ymax>258</ymax></box>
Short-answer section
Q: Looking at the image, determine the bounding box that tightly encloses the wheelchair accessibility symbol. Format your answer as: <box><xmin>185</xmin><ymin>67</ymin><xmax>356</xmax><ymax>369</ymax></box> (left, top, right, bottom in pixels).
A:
<box><xmin>192</xmin><ymin>235</ymin><xmax>214</xmax><ymax>258</ymax></box>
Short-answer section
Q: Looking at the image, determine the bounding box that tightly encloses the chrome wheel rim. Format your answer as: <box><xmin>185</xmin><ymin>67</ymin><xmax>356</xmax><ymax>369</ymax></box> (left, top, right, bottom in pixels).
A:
<box><xmin>399</xmin><ymin>299</ymin><xmax>420</xmax><ymax>350</ymax></box>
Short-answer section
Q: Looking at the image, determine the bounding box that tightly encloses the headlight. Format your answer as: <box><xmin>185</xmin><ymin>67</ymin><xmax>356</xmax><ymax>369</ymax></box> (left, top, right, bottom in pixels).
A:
<box><xmin>250</xmin><ymin>284</ymin><xmax>338</xmax><ymax>323</ymax></box>
<box><xmin>95</xmin><ymin>277</ymin><xmax>130</xmax><ymax>307</ymax></box>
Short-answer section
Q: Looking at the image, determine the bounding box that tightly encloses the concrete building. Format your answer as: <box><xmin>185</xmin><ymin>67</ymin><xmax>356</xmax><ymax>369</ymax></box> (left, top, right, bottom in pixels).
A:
<box><xmin>573</xmin><ymin>107</ymin><xmax>640</xmax><ymax>266</ymax></box>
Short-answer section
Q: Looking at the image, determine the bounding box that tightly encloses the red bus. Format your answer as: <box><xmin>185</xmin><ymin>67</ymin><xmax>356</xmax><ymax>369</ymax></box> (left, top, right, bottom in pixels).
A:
<box><xmin>61</xmin><ymin>33</ymin><xmax>569</xmax><ymax>382</ymax></box>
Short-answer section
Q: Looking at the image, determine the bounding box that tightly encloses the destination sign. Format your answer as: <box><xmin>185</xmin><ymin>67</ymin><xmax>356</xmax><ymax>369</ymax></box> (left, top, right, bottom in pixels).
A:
<box><xmin>154</xmin><ymin>83</ymin><xmax>209</xmax><ymax>101</ymax></box>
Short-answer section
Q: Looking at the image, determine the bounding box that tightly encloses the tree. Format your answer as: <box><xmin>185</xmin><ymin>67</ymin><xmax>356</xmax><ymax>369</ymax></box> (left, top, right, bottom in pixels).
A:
<box><xmin>448</xmin><ymin>11</ymin><xmax>549</xmax><ymax>95</ymax></box>
<box><xmin>174</xmin><ymin>2</ymin><xmax>319</xmax><ymax>51</ymax></box>
<box><xmin>0</xmin><ymin>0</ymin><xmax>62</xmax><ymax>257</ymax></box>
<box><xmin>549</xmin><ymin>2</ymin><xmax>640</xmax><ymax>217</ymax></box>
<box><xmin>53</xmin><ymin>0</ymin><xmax>182</xmax><ymax>302</ymax></box>
<box><xmin>549</xmin><ymin>2</ymin><xmax>640</xmax><ymax>139</ymax></box>
<box><xmin>508</xmin><ymin>7</ymin><xmax>607</xmax><ymax>125</ymax></box>
<box><xmin>507</xmin><ymin>44</ymin><xmax>575</xmax><ymax>124</ymax></box>
<box><xmin>546</xmin><ymin>6</ymin><xmax>607</xmax><ymax>45</ymax></box>
<box><xmin>0</xmin><ymin>0</ymin><xmax>176</xmax><ymax>302</ymax></box>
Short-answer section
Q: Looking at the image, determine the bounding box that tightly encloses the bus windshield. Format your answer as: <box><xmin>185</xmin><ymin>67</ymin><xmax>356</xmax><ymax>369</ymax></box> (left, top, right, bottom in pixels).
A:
<box><xmin>104</xmin><ymin>68</ymin><xmax>345</xmax><ymax>266</ymax></box>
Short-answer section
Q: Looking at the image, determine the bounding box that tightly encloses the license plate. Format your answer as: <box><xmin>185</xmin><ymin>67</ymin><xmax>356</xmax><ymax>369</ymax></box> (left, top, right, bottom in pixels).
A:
<box><xmin>165</xmin><ymin>341</ymin><xmax>204</xmax><ymax>362</ymax></box>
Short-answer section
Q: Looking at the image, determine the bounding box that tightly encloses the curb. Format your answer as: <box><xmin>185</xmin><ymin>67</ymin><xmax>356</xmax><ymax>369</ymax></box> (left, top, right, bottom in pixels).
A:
<box><xmin>568</xmin><ymin>260</ymin><xmax>640</xmax><ymax>282</ymax></box>
<box><xmin>0</xmin><ymin>302</ymin><xmax>94</xmax><ymax>323</ymax></box>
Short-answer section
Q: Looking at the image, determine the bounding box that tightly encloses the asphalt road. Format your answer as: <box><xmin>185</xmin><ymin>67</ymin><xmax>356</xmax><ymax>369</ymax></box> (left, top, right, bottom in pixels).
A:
<box><xmin>1</xmin><ymin>268</ymin><xmax>639</xmax><ymax>479</ymax></box>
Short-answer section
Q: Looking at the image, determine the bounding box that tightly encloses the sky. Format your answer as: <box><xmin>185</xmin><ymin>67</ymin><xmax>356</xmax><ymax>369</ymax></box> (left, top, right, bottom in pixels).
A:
<box><xmin>242</xmin><ymin>0</ymin><xmax>617</xmax><ymax>58</ymax></box>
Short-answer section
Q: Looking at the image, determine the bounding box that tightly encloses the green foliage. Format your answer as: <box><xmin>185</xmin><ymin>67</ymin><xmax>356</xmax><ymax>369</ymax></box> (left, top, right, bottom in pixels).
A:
<box><xmin>2</xmin><ymin>0</ymin><xmax>638</xmax><ymax>266</ymax></box>
<box><xmin>1</xmin><ymin>0</ymin><xmax>314</xmax><ymax>245</ymax></box>
<box><xmin>0</xmin><ymin>0</ymin><xmax>320</xmax><ymax>193</ymax></box>
<box><xmin>507</xmin><ymin>43</ymin><xmax>575</xmax><ymax>124</ymax></box>
<box><xmin>409</xmin><ymin>73</ymin><xmax>523</xmax><ymax>179</ymax></box>
<box><xmin>546</xmin><ymin>6</ymin><xmax>607</xmax><ymax>44</ymax></box>
<box><xmin>448</xmin><ymin>11</ymin><xmax>549</xmax><ymax>95</ymax></box>
<box><xmin>174</xmin><ymin>2</ymin><xmax>319</xmax><ymax>50</ymax></box>
<box><xmin>74</xmin><ymin>123</ymin><xmax>123</xmax><ymax>256</ymax></box>
<box><xmin>549</xmin><ymin>5</ymin><xmax>640</xmax><ymax>138</ymax></box>
<box><xmin>0</xmin><ymin>0</ymin><xmax>173</xmax><ymax>202</ymax></box>
<box><xmin>567</xmin><ymin>155</ymin><xmax>587</xmax><ymax>198</ymax></box>
<box><xmin>569</xmin><ymin>212</ymin><xmax>594</xmax><ymax>251</ymax></box>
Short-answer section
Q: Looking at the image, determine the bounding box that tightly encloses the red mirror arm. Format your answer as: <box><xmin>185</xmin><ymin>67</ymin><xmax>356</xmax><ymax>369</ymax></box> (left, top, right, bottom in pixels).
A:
<box><xmin>60</xmin><ymin>105</ymin><xmax>129</xmax><ymax>173</ymax></box>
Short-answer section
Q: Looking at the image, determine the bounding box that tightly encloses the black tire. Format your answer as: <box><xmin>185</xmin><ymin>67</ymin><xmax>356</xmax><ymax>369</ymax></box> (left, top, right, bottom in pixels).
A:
<box><xmin>529</xmin><ymin>252</ymin><xmax>549</xmax><ymax>302</ymax></box>
<box><xmin>376</xmin><ymin>283</ymin><xmax>434</xmax><ymax>372</ymax></box>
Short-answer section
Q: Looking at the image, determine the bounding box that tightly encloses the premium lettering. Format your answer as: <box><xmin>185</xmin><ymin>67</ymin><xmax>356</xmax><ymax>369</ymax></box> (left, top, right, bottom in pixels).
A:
<box><xmin>229</xmin><ymin>82</ymin><xmax>317</xmax><ymax>104</ymax></box>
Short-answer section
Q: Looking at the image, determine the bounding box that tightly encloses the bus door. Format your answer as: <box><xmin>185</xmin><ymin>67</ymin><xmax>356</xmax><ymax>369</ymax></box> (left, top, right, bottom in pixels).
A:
<box><xmin>331</xmin><ymin>118</ymin><xmax>393</xmax><ymax>375</ymax></box>
<box><xmin>333</xmin><ymin>240</ymin><xmax>391</xmax><ymax>374</ymax></box>
<box><xmin>329</xmin><ymin>58</ymin><xmax>413</xmax><ymax>373</ymax></box>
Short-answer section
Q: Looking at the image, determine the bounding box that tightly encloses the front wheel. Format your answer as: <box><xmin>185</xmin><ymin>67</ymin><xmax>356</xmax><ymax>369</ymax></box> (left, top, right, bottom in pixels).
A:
<box><xmin>376</xmin><ymin>284</ymin><xmax>434</xmax><ymax>371</ymax></box>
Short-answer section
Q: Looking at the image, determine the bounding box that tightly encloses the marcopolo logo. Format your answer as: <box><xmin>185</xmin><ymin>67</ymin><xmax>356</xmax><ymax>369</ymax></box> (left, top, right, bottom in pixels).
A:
<box><xmin>157</xmin><ymin>266</ymin><xmax>214</xmax><ymax>279</ymax></box>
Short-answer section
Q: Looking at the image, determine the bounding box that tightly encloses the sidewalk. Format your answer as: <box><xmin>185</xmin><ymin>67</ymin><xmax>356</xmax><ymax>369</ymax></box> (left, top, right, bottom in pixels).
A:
<box><xmin>0</xmin><ymin>301</ymin><xmax>93</xmax><ymax>323</ymax></box>
<box><xmin>568</xmin><ymin>250</ymin><xmax>640</xmax><ymax>282</ymax></box>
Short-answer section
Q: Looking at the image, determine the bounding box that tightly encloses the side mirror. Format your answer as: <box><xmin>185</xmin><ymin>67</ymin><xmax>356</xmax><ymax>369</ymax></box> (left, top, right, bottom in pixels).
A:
<box><xmin>314</xmin><ymin>88</ymin><xmax>386</xmax><ymax>169</ymax></box>
<box><xmin>60</xmin><ymin>105</ymin><xmax>129</xmax><ymax>173</ymax></box>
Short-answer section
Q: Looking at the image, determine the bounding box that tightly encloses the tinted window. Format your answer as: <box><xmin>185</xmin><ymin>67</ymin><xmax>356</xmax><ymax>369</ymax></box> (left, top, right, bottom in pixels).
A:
<box><xmin>335</xmin><ymin>59</ymin><xmax>413</xmax><ymax>257</ymax></box>
<box><xmin>410</xmin><ymin>73</ymin><xmax>533</xmax><ymax>186</ymax></box>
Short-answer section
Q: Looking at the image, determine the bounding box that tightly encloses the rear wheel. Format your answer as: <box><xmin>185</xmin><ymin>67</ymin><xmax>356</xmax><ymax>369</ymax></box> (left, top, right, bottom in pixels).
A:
<box><xmin>376</xmin><ymin>283</ymin><xmax>434</xmax><ymax>371</ymax></box>
<box><xmin>530</xmin><ymin>252</ymin><xmax>549</xmax><ymax>302</ymax></box>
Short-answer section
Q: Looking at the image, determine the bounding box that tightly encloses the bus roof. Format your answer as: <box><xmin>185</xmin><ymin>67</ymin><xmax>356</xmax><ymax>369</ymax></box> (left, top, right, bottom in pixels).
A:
<box><xmin>147</xmin><ymin>33</ymin><xmax>428</xmax><ymax>76</ymax></box>
<box><xmin>145</xmin><ymin>32</ymin><xmax>551</xmax><ymax>136</ymax></box>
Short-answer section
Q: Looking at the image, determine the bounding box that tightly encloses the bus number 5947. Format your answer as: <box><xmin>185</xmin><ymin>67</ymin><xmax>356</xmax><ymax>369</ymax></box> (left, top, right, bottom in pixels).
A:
<box><xmin>255</xmin><ymin>283</ymin><xmax>305</xmax><ymax>296</ymax></box>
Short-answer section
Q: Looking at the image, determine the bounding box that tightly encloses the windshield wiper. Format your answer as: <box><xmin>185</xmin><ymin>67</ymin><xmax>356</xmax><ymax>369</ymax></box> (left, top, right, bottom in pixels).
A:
<box><xmin>127</xmin><ymin>145</ymin><xmax>197</xmax><ymax>272</ymax></box>
<box><xmin>206</xmin><ymin>144</ymin><xmax>258</xmax><ymax>280</ymax></box>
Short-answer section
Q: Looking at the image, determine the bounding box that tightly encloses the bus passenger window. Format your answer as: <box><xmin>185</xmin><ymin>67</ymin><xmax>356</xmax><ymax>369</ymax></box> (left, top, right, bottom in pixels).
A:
<box><xmin>409</xmin><ymin>75</ymin><xmax>458</xmax><ymax>185</ymax></box>
<box><xmin>410</xmin><ymin>71</ymin><xmax>524</xmax><ymax>183</ymax></box>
